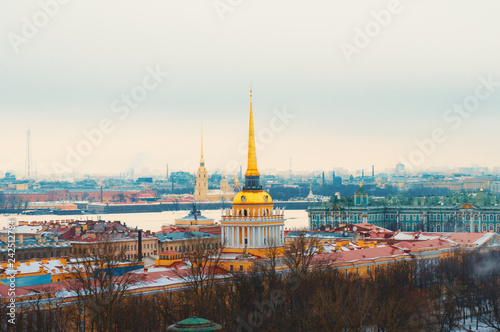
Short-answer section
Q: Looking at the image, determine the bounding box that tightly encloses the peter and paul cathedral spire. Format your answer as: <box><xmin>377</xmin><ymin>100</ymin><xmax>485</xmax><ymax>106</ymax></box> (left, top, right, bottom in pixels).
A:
<box><xmin>194</xmin><ymin>122</ymin><xmax>208</xmax><ymax>200</ymax></box>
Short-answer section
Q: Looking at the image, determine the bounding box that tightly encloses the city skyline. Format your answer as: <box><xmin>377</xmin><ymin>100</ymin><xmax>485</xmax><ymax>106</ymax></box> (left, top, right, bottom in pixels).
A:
<box><xmin>1</xmin><ymin>1</ymin><xmax>499</xmax><ymax>176</ymax></box>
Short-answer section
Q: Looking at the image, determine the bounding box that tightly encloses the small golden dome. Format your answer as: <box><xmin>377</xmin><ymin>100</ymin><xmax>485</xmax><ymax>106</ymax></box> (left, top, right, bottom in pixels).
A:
<box><xmin>233</xmin><ymin>190</ymin><xmax>273</xmax><ymax>205</ymax></box>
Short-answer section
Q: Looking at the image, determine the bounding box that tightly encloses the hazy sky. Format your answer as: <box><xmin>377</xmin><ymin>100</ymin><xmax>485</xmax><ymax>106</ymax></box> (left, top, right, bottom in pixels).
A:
<box><xmin>1</xmin><ymin>0</ymin><xmax>499</xmax><ymax>178</ymax></box>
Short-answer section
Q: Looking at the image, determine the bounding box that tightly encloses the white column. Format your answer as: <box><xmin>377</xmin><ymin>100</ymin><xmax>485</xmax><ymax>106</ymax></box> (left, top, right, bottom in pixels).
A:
<box><xmin>282</xmin><ymin>225</ymin><xmax>285</xmax><ymax>244</ymax></box>
<box><xmin>236</xmin><ymin>226</ymin><xmax>239</xmax><ymax>248</ymax></box>
<box><xmin>280</xmin><ymin>225</ymin><xmax>282</xmax><ymax>245</ymax></box>
<box><xmin>221</xmin><ymin>226</ymin><xmax>225</xmax><ymax>246</ymax></box>
<box><xmin>250</xmin><ymin>227</ymin><xmax>253</xmax><ymax>247</ymax></box>
<box><xmin>252</xmin><ymin>227</ymin><xmax>256</xmax><ymax>247</ymax></box>
<box><xmin>279</xmin><ymin>226</ymin><xmax>283</xmax><ymax>245</ymax></box>
<box><xmin>231</xmin><ymin>226</ymin><xmax>236</xmax><ymax>248</ymax></box>
<box><xmin>231</xmin><ymin>227</ymin><xmax>235</xmax><ymax>247</ymax></box>
<box><xmin>255</xmin><ymin>227</ymin><xmax>258</xmax><ymax>247</ymax></box>
<box><xmin>242</xmin><ymin>226</ymin><xmax>244</xmax><ymax>247</ymax></box>
<box><xmin>272</xmin><ymin>226</ymin><xmax>275</xmax><ymax>245</ymax></box>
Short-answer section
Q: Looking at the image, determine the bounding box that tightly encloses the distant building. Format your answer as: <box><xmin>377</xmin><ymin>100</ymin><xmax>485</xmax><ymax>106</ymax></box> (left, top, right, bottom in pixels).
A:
<box><xmin>156</xmin><ymin>228</ymin><xmax>220</xmax><ymax>254</ymax></box>
<box><xmin>0</xmin><ymin>232</ymin><xmax>72</xmax><ymax>262</ymax></box>
<box><xmin>170</xmin><ymin>171</ymin><xmax>194</xmax><ymax>186</ymax></box>
<box><xmin>69</xmin><ymin>221</ymin><xmax>158</xmax><ymax>260</ymax></box>
<box><xmin>463</xmin><ymin>177</ymin><xmax>491</xmax><ymax>191</ymax></box>
<box><xmin>395</xmin><ymin>163</ymin><xmax>405</xmax><ymax>176</ymax></box>
<box><xmin>136</xmin><ymin>177</ymin><xmax>153</xmax><ymax>183</ymax></box>
<box><xmin>174</xmin><ymin>204</ymin><xmax>215</xmax><ymax>226</ymax></box>
<box><xmin>309</xmin><ymin>189</ymin><xmax>500</xmax><ymax>233</ymax></box>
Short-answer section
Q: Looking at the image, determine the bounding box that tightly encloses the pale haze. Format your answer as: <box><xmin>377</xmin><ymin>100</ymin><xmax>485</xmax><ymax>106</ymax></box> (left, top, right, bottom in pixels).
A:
<box><xmin>1</xmin><ymin>0</ymin><xmax>499</xmax><ymax>177</ymax></box>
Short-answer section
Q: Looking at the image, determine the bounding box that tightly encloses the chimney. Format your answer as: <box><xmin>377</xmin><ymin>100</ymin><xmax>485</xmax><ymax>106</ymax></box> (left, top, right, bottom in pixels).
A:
<box><xmin>18</xmin><ymin>234</ymin><xmax>23</xmax><ymax>246</ymax></box>
<box><xmin>138</xmin><ymin>230</ymin><xmax>143</xmax><ymax>259</ymax></box>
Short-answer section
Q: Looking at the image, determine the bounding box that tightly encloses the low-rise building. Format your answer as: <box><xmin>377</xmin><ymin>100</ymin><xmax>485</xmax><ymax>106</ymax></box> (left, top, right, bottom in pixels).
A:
<box><xmin>156</xmin><ymin>229</ymin><xmax>221</xmax><ymax>254</ymax></box>
<box><xmin>0</xmin><ymin>233</ymin><xmax>72</xmax><ymax>262</ymax></box>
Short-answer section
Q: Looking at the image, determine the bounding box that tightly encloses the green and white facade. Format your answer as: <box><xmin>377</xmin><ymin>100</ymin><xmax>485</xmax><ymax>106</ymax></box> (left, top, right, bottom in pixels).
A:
<box><xmin>309</xmin><ymin>189</ymin><xmax>500</xmax><ymax>233</ymax></box>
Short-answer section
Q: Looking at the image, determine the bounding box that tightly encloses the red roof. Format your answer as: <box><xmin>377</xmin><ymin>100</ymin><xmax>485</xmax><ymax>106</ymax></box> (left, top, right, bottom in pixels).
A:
<box><xmin>397</xmin><ymin>238</ymin><xmax>454</xmax><ymax>251</ymax></box>
<box><xmin>159</xmin><ymin>250</ymin><xmax>181</xmax><ymax>255</ymax></box>
<box><xmin>0</xmin><ymin>284</ymin><xmax>33</xmax><ymax>297</ymax></box>
<box><xmin>445</xmin><ymin>232</ymin><xmax>489</xmax><ymax>244</ymax></box>
<box><xmin>314</xmin><ymin>246</ymin><xmax>408</xmax><ymax>265</ymax></box>
<box><xmin>156</xmin><ymin>227</ymin><xmax>183</xmax><ymax>234</ymax></box>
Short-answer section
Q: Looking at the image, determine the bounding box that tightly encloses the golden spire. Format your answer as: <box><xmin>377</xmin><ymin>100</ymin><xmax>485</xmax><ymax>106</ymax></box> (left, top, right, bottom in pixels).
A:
<box><xmin>245</xmin><ymin>86</ymin><xmax>260</xmax><ymax>177</ymax></box>
<box><xmin>200</xmin><ymin>122</ymin><xmax>205</xmax><ymax>165</ymax></box>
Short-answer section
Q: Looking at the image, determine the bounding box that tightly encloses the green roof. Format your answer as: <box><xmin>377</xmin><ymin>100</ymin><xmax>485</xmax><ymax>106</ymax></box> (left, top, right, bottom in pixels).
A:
<box><xmin>167</xmin><ymin>316</ymin><xmax>222</xmax><ymax>331</ymax></box>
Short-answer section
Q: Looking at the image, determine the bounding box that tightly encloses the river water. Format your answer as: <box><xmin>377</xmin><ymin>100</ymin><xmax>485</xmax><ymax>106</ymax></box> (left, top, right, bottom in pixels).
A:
<box><xmin>0</xmin><ymin>209</ymin><xmax>309</xmax><ymax>232</ymax></box>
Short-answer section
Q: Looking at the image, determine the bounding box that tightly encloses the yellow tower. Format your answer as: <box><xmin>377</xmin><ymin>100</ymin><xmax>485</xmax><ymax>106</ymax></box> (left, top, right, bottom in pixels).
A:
<box><xmin>194</xmin><ymin>123</ymin><xmax>208</xmax><ymax>199</ymax></box>
<box><xmin>220</xmin><ymin>174</ymin><xmax>230</xmax><ymax>192</ymax></box>
<box><xmin>233</xmin><ymin>176</ymin><xmax>242</xmax><ymax>192</ymax></box>
<box><xmin>220</xmin><ymin>88</ymin><xmax>285</xmax><ymax>252</ymax></box>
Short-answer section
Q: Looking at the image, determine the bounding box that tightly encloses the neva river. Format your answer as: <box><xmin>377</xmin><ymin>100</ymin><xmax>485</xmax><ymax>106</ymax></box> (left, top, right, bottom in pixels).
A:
<box><xmin>0</xmin><ymin>209</ymin><xmax>309</xmax><ymax>232</ymax></box>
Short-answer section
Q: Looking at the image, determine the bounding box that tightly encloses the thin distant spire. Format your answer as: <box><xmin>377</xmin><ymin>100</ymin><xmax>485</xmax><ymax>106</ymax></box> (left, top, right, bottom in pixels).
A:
<box><xmin>245</xmin><ymin>85</ymin><xmax>259</xmax><ymax>177</ymax></box>
<box><xmin>200</xmin><ymin>122</ymin><xmax>205</xmax><ymax>166</ymax></box>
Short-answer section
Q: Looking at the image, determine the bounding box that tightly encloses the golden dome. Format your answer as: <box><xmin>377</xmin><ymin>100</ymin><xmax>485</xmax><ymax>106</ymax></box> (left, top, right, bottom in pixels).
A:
<box><xmin>233</xmin><ymin>190</ymin><xmax>273</xmax><ymax>205</ymax></box>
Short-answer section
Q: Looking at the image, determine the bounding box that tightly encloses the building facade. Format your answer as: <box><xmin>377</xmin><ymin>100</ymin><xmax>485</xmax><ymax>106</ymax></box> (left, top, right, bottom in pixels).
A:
<box><xmin>309</xmin><ymin>187</ymin><xmax>500</xmax><ymax>233</ymax></box>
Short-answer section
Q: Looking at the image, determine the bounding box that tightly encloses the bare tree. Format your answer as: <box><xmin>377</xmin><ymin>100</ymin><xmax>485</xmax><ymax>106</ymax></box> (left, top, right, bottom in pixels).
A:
<box><xmin>283</xmin><ymin>230</ymin><xmax>323</xmax><ymax>279</ymax></box>
<box><xmin>67</xmin><ymin>238</ymin><xmax>141</xmax><ymax>332</ymax></box>
<box><xmin>176</xmin><ymin>236</ymin><xmax>226</xmax><ymax>318</ymax></box>
<box><xmin>254</xmin><ymin>238</ymin><xmax>283</xmax><ymax>288</ymax></box>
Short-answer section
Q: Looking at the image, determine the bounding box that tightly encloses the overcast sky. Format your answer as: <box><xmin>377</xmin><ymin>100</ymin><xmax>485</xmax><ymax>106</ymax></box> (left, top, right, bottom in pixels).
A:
<box><xmin>1</xmin><ymin>0</ymin><xmax>499</xmax><ymax>178</ymax></box>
